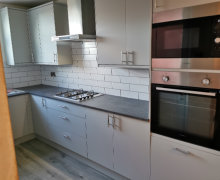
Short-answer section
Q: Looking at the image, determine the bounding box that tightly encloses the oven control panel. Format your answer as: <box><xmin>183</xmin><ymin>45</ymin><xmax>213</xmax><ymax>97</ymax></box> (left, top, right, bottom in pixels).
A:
<box><xmin>152</xmin><ymin>71</ymin><xmax>220</xmax><ymax>89</ymax></box>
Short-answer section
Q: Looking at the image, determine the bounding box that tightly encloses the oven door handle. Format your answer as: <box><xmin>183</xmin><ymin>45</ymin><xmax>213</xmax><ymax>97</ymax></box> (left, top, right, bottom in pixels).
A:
<box><xmin>156</xmin><ymin>87</ymin><xmax>216</xmax><ymax>97</ymax></box>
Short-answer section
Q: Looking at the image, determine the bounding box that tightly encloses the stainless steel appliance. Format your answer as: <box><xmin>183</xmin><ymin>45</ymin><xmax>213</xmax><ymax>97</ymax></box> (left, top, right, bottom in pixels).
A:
<box><xmin>52</xmin><ymin>0</ymin><xmax>96</xmax><ymax>42</ymax></box>
<box><xmin>55</xmin><ymin>89</ymin><xmax>102</xmax><ymax>102</ymax></box>
<box><xmin>152</xmin><ymin>2</ymin><xmax>220</xmax><ymax>70</ymax></box>
<box><xmin>151</xmin><ymin>71</ymin><xmax>220</xmax><ymax>151</ymax></box>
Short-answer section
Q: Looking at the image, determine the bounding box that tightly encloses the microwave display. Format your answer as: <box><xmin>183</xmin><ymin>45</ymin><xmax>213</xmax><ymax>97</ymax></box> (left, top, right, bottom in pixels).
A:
<box><xmin>152</xmin><ymin>15</ymin><xmax>220</xmax><ymax>58</ymax></box>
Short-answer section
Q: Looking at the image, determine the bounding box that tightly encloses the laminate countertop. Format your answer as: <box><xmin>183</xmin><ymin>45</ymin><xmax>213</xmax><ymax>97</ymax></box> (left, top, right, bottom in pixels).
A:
<box><xmin>8</xmin><ymin>85</ymin><xmax>149</xmax><ymax>121</ymax></box>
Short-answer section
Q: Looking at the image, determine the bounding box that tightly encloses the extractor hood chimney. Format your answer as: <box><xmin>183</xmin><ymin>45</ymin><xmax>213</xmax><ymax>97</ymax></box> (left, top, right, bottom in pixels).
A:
<box><xmin>52</xmin><ymin>0</ymin><xmax>96</xmax><ymax>42</ymax></box>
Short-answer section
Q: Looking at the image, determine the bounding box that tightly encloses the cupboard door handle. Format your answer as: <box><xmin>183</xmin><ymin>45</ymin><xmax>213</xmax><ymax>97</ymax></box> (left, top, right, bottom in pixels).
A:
<box><xmin>54</xmin><ymin>53</ymin><xmax>57</xmax><ymax>63</ymax></box>
<box><xmin>63</xmin><ymin>135</ymin><xmax>71</xmax><ymax>140</ymax></box>
<box><xmin>108</xmin><ymin>114</ymin><xmax>114</xmax><ymax>127</ymax></box>
<box><xmin>154</xmin><ymin>0</ymin><xmax>161</xmax><ymax>8</ymax></box>
<box><xmin>58</xmin><ymin>105</ymin><xmax>68</xmax><ymax>109</ymax></box>
<box><xmin>174</xmin><ymin>148</ymin><xmax>192</xmax><ymax>155</ymax></box>
<box><xmin>121</xmin><ymin>51</ymin><xmax>127</xmax><ymax>64</ymax></box>
<box><xmin>58</xmin><ymin>116</ymin><xmax>69</xmax><ymax>121</ymax></box>
<box><xmin>42</xmin><ymin>98</ymin><xmax>46</xmax><ymax>107</ymax></box>
<box><xmin>112</xmin><ymin>115</ymin><xmax>120</xmax><ymax>129</ymax></box>
<box><xmin>127</xmin><ymin>51</ymin><xmax>134</xmax><ymax>65</ymax></box>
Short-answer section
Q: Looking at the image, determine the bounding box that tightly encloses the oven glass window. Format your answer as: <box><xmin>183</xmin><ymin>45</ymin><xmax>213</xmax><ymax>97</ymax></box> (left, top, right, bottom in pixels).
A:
<box><xmin>158</xmin><ymin>92</ymin><xmax>216</xmax><ymax>139</ymax></box>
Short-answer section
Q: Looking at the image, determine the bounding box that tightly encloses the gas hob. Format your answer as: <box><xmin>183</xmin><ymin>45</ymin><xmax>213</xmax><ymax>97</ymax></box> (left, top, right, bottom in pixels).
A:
<box><xmin>55</xmin><ymin>89</ymin><xmax>102</xmax><ymax>102</ymax></box>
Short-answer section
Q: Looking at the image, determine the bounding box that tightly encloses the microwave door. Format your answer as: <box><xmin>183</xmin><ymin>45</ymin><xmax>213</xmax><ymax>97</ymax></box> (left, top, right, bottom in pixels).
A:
<box><xmin>153</xmin><ymin>16</ymin><xmax>214</xmax><ymax>58</ymax></box>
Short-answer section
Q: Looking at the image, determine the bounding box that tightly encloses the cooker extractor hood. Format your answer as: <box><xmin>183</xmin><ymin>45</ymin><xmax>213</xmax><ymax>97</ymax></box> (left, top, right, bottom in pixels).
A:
<box><xmin>52</xmin><ymin>0</ymin><xmax>96</xmax><ymax>42</ymax></box>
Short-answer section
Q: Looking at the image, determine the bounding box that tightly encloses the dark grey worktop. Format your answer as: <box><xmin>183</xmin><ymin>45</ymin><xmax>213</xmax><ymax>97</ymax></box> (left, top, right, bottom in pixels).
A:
<box><xmin>9</xmin><ymin>85</ymin><xmax>149</xmax><ymax>121</ymax></box>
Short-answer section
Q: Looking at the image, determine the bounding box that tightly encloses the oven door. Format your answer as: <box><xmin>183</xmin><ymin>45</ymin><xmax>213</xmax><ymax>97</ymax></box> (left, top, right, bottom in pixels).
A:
<box><xmin>152</xmin><ymin>15</ymin><xmax>220</xmax><ymax>58</ymax></box>
<box><xmin>151</xmin><ymin>84</ymin><xmax>220</xmax><ymax>150</ymax></box>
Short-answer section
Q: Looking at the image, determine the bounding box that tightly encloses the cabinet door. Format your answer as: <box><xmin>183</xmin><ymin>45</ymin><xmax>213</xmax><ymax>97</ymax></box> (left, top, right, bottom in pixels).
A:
<box><xmin>31</xmin><ymin>95</ymin><xmax>50</xmax><ymax>138</ymax></box>
<box><xmin>38</xmin><ymin>4</ymin><xmax>57</xmax><ymax>64</ymax></box>
<box><xmin>126</xmin><ymin>0</ymin><xmax>151</xmax><ymax>66</ymax></box>
<box><xmin>113</xmin><ymin>115</ymin><xmax>150</xmax><ymax>180</ymax></box>
<box><xmin>28</xmin><ymin>10</ymin><xmax>42</xmax><ymax>63</ymax></box>
<box><xmin>86</xmin><ymin>109</ymin><xmax>114</xmax><ymax>170</ymax></box>
<box><xmin>8</xmin><ymin>95</ymin><xmax>33</xmax><ymax>139</ymax></box>
<box><xmin>95</xmin><ymin>0</ymin><xmax>126</xmax><ymax>65</ymax></box>
<box><xmin>154</xmin><ymin>0</ymin><xmax>220</xmax><ymax>12</ymax></box>
<box><xmin>9</xmin><ymin>9</ymin><xmax>32</xmax><ymax>64</ymax></box>
<box><xmin>151</xmin><ymin>134</ymin><xmax>220</xmax><ymax>180</ymax></box>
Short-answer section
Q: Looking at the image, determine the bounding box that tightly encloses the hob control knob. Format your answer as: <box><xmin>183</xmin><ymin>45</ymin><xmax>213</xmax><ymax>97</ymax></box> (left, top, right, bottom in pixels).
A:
<box><xmin>162</xmin><ymin>76</ymin><xmax>169</xmax><ymax>82</ymax></box>
<box><xmin>202</xmin><ymin>78</ymin><xmax>210</xmax><ymax>85</ymax></box>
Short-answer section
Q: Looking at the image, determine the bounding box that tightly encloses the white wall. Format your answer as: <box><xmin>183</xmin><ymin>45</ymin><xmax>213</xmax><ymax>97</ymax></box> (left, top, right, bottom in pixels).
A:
<box><xmin>41</xmin><ymin>42</ymin><xmax>150</xmax><ymax>101</ymax></box>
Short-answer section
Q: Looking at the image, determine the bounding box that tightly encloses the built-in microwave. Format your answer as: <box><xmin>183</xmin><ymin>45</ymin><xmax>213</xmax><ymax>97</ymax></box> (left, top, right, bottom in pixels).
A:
<box><xmin>152</xmin><ymin>2</ymin><xmax>220</xmax><ymax>70</ymax></box>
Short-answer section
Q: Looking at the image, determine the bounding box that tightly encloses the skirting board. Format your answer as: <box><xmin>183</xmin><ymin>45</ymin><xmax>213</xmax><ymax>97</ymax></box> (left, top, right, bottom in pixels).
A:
<box><xmin>14</xmin><ymin>133</ymin><xmax>36</xmax><ymax>145</ymax></box>
<box><xmin>36</xmin><ymin>135</ymin><xmax>128</xmax><ymax>180</ymax></box>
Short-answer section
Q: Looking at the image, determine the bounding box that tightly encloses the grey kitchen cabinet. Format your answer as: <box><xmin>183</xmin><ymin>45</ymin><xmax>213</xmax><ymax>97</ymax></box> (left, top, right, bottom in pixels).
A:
<box><xmin>153</xmin><ymin>0</ymin><xmax>220</xmax><ymax>12</ymax></box>
<box><xmin>86</xmin><ymin>109</ymin><xmax>150</xmax><ymax>180</ymax></box>
<box><xmin>8</xmin><ymin>95</ymin><xmax>34</xmax><ymax>139</ymax></box>
<box><xmin>31</xmin><ymin>95</ymin><xmax>88</xmax><ymax>157</ymax></box>
<box><xmin>0</xmin><ymin>7</ymin><xmax>32</xmax><ymax>65</ymax></box>
<box><xmin>151</xmin><ymin>134</ymin><xmax>220</xmax><ymax>180</ymax></box>
<box><xmin>95</xmin><ymin>0</ymin><xmax>152</xmax><ymax>67</ymax></box>
<box><xmin>113</xmin><ymin>114</ymin><xmax>150</xmax><ymax>180</ymax></box>
<box><xmin>28</xmin><ymin>2</ymin><xmax>72</xmax><ymax>65</ymax></box>
<box><xmin>86</xmin><ymin>109</ymin><xmax>114</xmax><ymax>170</ymax></box>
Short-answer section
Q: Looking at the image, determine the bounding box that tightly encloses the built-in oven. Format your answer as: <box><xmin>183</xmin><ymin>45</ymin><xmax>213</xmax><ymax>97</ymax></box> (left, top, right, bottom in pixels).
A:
<box><xmin>152</xmin><ymin>2</ymin><xmax>220</xmax><ymax>70</ymax></box>
<box><xmin>151</xmin><ymin>71</ymin><xmax>220</xmax><ymax>151</ymax></box>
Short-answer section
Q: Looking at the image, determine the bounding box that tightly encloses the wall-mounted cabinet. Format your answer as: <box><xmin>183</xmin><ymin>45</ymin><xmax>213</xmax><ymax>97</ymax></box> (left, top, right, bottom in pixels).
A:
<box><xmin>153</xmin><ymin>0</ymin><xmax>220</xmax><ymax>12</ymax></box>
<box><xmin>0</xmin><ymin>7</ymin><xmax>32</xmax><ymax>65</ymax></box>
<box><xmin>95</xmin><ymin>0</ymin><xmax>152</xmax><ymax>68</ymax></box>
<box><xmin>28</xmin><ymin>2</ymin><xmax>72</xmax><ymax>65</ymax></box>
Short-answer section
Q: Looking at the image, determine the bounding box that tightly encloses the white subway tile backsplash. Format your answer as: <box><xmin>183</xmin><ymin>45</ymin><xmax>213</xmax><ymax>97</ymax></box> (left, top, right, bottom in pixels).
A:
<box><xmin>105</xmin><ymin>75</ymin><xmax>120</xmax><ymax>83</ymax></box>
<box><xmin>112</xmin><ymin>83</ymin><xmax>129</xmax><ymax>90</ymax></box>
<box><xmin>130</xmin><ymin>84</ymin><xmax>149</xmax><ymax>93</ymax></box>
<box><xmin>112</xmin><ymin>69</ymin><xmax>129</xmax><ymax>76</ymax></box>
<box><xmin>105</xmin><ymin>88</ymin><xmax>120</xmax><ymax>96</ymax></box>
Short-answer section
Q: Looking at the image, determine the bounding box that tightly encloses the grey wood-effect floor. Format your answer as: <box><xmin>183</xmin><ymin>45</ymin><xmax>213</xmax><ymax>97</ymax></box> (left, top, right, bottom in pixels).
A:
<box><xmin>15</xmin><ymin>139</ymin><xmax>114</xmax><ymax>180</ymax></box>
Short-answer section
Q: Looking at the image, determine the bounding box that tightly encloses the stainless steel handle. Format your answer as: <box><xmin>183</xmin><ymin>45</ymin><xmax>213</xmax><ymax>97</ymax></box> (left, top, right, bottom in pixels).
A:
<box><xmin>42</xmin><ymin>98</ymin><xmax>46</xmax><ymax>107</ymax></box>
<box><xmin>54</xmin><ymin>53</ymin><xmax>57</xmax><ymax>63</ymax></box>
<box><xmin>174</xmin><ymin>148</ymin><xmax>192</xmax><ymax>155</ymax></box>
<box><xmin>127</xmin><ymin>51</ymin><xmax>134</xmax><ymax>65</ymax></box>
<box><xmin>156</xmin><ymin>87</ymin><xmax>216</xmax><ymax>97</ymax></box>
<box><xmin>121</xmin><ymin>51</ymin><xmax>127</xmax><ymax>64</ymax></box>
<box><xmin>154</xmin><ymin>0</ymin><xmax>162</xmax><ymax>8</ymax></box>
<box><xmin>112</xmin><ymin>115</ymin><xmax>120</xmax><ymax>129</ymax></box>
<box><xmin>108</xmin><ymin>114</ymin><xmax>114</xmax><ymax>127</ymax></box>
<box><xmin>63</xmin><ymin>135</ymin><xmax>71</xmax><ymax>140</ymax></box>
<box><xmin>31</xmin><ymin>53</ymin><xmax>35</xmax><ymax>62</ymax></box>
<box><xmin>58</xmin><ymin>116</ymin><xmax>69</xmax><ymax>121</ymax></box>
<box><xmin>58</xmin><ymin>105</ymin><xmax>68</xmax><ymax>109</ymax></box>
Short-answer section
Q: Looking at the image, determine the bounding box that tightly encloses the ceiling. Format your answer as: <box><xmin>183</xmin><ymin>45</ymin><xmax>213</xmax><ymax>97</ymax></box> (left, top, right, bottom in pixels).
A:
<box><xmin>0</xmin><ymin>0</ymin><xmax>66</xmax><ymax>8</ymax></box>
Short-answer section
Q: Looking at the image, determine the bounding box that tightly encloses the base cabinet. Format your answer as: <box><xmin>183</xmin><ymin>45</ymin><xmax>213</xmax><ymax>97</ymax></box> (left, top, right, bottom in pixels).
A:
<box><xmin>151</xmin><ymin>134</ymin><xmax>220</xmax><ymax>180</ymax></box>
<box><xmin>31</xmin><ymin>95</ymin><xmax>87</xmax><ymax>157</ymax></box>
<box><xmin>8</xmin><ymin>95</ymin><xmax>33</xmax><ymax>139</ymax></box>
<box><xmin>86</xmin><ymin>109</ymin><xmax>150</xmax><ymax>180</ymax></box>
<box><xmin>113</xmin><ymin>114</ymin><xmax>150</xmax><ymax>180</ymax></box>
<box><xmin>86</xmin><ymin>109</ymin><xmax>114</xmax><ymax>170</ymax></box>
